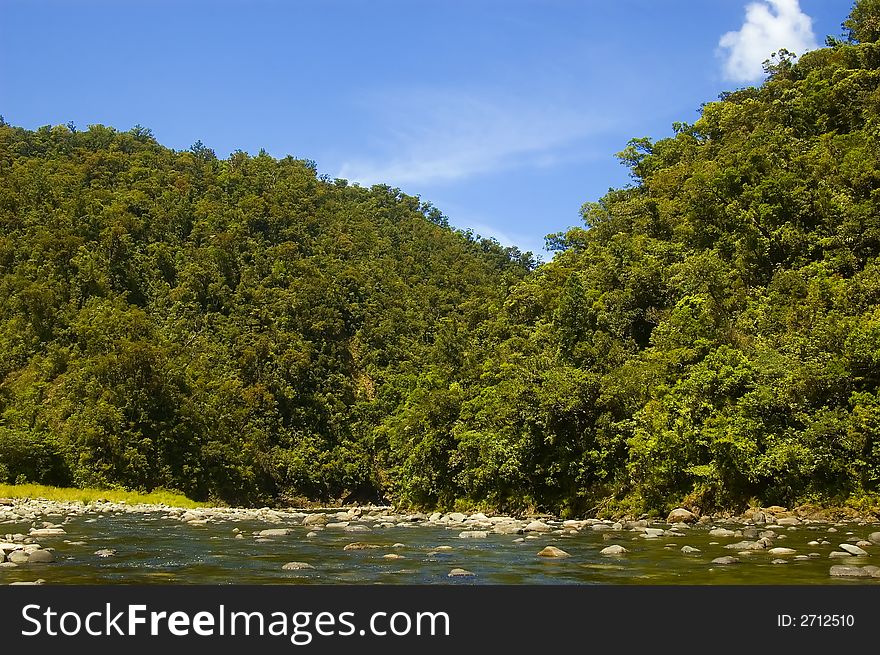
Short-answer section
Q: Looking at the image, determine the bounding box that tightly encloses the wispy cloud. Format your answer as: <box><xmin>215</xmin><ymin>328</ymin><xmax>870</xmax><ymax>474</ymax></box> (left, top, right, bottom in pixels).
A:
<box><xmin>718</xmin><ymin>0</ymin><xmax>818</xmax><ymax>83</ymax></box>
<box><xmin>336</xmin><ymin>89</ymin><xmax>607</xmax><ymax>187</ymax></box>
<box><xmin>461</xmin><ymin>220</ymin><xmax>546</xmax><ymax>257</ymax></box>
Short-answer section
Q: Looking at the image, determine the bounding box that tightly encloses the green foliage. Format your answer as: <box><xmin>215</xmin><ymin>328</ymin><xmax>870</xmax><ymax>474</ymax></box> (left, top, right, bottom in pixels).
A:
<box><xmin>0</xmin><ymin>123</ymin><xmax>528</xmax><ymax>505</ymax></box>
<box><xmin>4</xmin><ymin>4</ymin><xmax>880</xmax><ymax>514</ymax></box>
<box><xmin>380</xmin><ymin>11</ymin><xmax>880</xmax><ymax>515</ymax></box>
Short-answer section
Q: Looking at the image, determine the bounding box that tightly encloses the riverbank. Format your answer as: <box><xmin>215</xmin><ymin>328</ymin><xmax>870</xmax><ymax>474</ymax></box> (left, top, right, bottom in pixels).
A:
<box><xmin>0</xmin><ymin>484</ymin><xmax>206</xmax><ymax>508</ymax></box>
<box><xmin>3</xmin><ymin>482</ymin><xmax>880</xmax><ymax>524</ymax></box>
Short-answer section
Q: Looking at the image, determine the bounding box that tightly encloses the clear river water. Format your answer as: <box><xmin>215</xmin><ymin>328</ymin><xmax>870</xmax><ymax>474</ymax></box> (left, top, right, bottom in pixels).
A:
<box><xmin>3</xmin><ymin>508</ymin><xmax>880</xmax><ymax>585</ymax></box>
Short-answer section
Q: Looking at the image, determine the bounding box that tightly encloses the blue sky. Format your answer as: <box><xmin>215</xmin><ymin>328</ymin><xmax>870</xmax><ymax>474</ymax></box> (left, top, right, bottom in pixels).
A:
<box><xmin>0</xmin><ymin>0</ymin><xmax>855</xmax><ymax>257</ymax></box>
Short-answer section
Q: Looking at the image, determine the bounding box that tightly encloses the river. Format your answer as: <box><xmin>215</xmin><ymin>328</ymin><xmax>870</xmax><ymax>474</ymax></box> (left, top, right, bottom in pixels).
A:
<box><xmin>2</xmin><ymin>501</ymin><xmax>879</xmax><ymax>584</ymax></box>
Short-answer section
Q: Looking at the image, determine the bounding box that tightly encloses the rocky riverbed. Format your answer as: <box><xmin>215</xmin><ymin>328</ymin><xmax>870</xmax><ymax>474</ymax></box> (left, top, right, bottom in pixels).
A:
<box><xmin>2</xmin><ymin>498</ymin><xmax>880</xmax><ymax>585</ymax></box>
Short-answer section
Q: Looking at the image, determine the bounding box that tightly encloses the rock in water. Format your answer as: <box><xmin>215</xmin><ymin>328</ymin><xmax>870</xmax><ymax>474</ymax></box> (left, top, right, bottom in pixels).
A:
<box><xmin>27</xmin><ymin>549</ymin><xmax>55</xmax><ymax>563</ymax></box>
<box><xmin>259</xmin><ymin>528</ymin><xmax>292</xmax><ymax>537</ymax></box>
<box><xmin>537</xmin><ymin>546</ymin><xmax>570</xmax><ymax>558</ymax></box>
<box><xmin>600</xmin><ymin>545</ymin><xmax>627</xmax><ymax>556</ymax></box>
<box><xmin>838</xmin><ymin>543</ymin><xmax>868</xmax><ymax>556</ymax></box>
<box><xmin>343</xmin><ymin>543</ymin><xmax>381</xmax><ymax>551</ymax></box>
<box><xmin>447</xmin><ymin>568</ymin><xmax>475</xmax><ymax>578</ymax></box>
<box><xmin>767</xmin><ymin>547</ymin><xmax>796</xmax><ymax>556</ymax></box>
<box><xmin>829</xmin><ymin>566</ymin><xmax>871</xmax><ymax>578</ymax></box>
<box><xmin>28</xmin><ymin>527</ymin><xmax>66</xmax><ymax>537</ymax></box>
<box><xmin>868</xmin><ymin>532</ymin><xmax>880</xmax><ymax>545</ymax></box>
<box><xmin>724</xmin><ymin>540</ymin><xmax>766</xmax><ymax>551</ymax></box>
<box><xmin>95</xmin><ymin>549</ymin><xmax>116</xmax><ymax>557</ymax></box>
<box><xmin>458</xmin><ymin>531</ymin><xmax>488</xmax><ymax>539</ymax></box>
<box><xmin>681</xmin><ymin>545</ymin><xmax>701</xmax><ymax>554</ymax></box>
<box><xmin>302</xmin><ymin>514</ymin><xmax>328</xmax><ymax>526</ymax></box>
<box><xmin>9</xmin><ymin>550</ymin><xmax>30</xmax><ymax>564</ymax></box>
<box><xmin>666</xmin><ymin>508</ymin><xmax>697</xmax><ymax>524</ymax></box>
<box><xmin>282</xmin><ymin>562</ymin><xmax>315</xmax><ymax>570</ymax></box>
<box><xmin>708</xmin><ymin>528</ymin><xmax>736</xmax><ymax>538</ymax></box>
<box><xmin>711</xmin><ymin>556</ymin><xmax>739</xmax><ymax>565</ymax></box>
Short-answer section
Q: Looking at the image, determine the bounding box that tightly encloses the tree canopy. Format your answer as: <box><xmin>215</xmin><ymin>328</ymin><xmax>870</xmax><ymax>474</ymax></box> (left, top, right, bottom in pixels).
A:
<box><xmin>3</xmin><ymin>2</ymin><xmax>880</xmax><ymax>516</ymax></box>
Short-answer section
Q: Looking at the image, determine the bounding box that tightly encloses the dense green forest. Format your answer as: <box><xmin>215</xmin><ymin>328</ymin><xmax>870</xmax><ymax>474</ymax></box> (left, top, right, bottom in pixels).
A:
<box><xmin>3</xmin><ymin>3</ymin><xmax>880</xmax><ymax>516</ymax></box>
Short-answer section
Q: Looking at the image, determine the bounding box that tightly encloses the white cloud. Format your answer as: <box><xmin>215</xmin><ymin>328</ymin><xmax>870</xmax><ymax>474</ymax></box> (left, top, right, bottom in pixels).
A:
<box><xmin>336</xmin><ymin>89</ymin><xmax>606</xmax><ymax>187</ymax></box>
<box><xmin>718</xmin><ymin>0</ymin><xmax>819</xmax><ymax>83</ymax></box>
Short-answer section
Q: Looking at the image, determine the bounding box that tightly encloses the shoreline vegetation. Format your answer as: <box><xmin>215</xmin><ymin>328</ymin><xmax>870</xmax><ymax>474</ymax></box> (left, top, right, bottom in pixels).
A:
<box><xmin>4</xmin><ymin>3</ymin><xmax>880</xmax><ymax>517</ymax></box>
<box><xmin>0</xmin><ymin>483</ymin><xmax>206</xmax><ymax>508</ymax></box>
<box><xmin>2</xmin><ymin>483</ymin><xmax>879</xmax><ymax>523</ymax></box>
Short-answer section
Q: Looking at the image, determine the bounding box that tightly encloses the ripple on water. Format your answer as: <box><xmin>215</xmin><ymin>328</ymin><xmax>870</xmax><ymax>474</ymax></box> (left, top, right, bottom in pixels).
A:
<box><xmin>4</xmin><ymin>513</ymin><xmax>880</xmax><ymax>584</ymax></box>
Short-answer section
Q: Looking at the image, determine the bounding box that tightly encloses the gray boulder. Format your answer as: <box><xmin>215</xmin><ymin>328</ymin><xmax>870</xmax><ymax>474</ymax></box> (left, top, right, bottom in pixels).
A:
<box><xmin>711</xmin><ymin>556</ymin><xmax>739</xmax><ymax>565</ymax></box>
<box><xmin>27</xmin><ymin>549</ymin><xmax>55</xmax><ymax>563</ymax></box>
<box><xmin>839</xmin><ymin>543</ymin><xmax>868</xmax><ymax>556</ymax></box>
<box><xmin>259</xmin><ymin>528</ymin><xmax>292</xmax><ymax>537</ymax></box>
<box><xmin>282</xmin><ymin>562</ymin><xmax>315</xmax><ymax>570</ymax></box>
<box><xmin>447</xmin><ymin>568</ymin><xmax>474</xmax><ymax>577</ymax></box>
<box><xmin>666</xmin><ymin>508</ymin><xmax>697</xmax><ymax>524</ymax></box>
<box><xmin>537</xmin><ymin>546</ymin><xmax>570</xmax><ymax>558</ymax></box>
<box><xmin>829</xmin><ymin>565</ymin><xmax>871</xmax><ymax>578</ymax></box>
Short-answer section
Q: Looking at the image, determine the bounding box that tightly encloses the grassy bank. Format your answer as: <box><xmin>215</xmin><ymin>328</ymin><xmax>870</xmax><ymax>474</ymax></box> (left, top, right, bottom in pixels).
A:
<box><xmin>0</xmin><ymin>483</ymin><xmax>206</xmax><ymax>508</ymax></box>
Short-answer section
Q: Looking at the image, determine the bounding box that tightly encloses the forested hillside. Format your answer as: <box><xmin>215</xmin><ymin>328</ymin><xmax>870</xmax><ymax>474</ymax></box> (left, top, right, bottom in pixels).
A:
<box><xmin>0</xmin><ymin>122</ymin><xmax>530</xmax><ymax>504</ymax></box>
<box><xmin>3</xmin><ymin>2</ymin><xmax>880</xmax><ymax>516</ymax></box>
<box><xmin>377</xmin><ymin>2</ymin><xmax>880</xmax><ymax>516</ymax></box>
